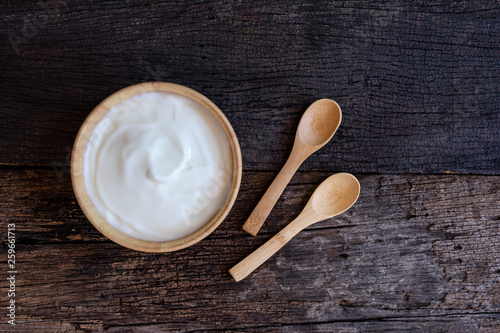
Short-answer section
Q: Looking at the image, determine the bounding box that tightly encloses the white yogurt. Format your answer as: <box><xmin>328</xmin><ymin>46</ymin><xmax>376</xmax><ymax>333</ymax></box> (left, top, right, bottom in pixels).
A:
<box><xmin>83</xmin><ymin>92</ymin><xmax>232</xmax><ymax>241</ymax></box>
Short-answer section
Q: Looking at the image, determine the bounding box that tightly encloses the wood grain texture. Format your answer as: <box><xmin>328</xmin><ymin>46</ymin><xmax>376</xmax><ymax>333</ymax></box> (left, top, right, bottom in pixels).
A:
<box><xmin>6</xmin><ymin>315</ymin><xmax>500</xmax><ymax>333</ymax></box>
<box><xmin>1</xmin><ymin>1</ymin><xmax>499</xmax><ymax>332</ymax></box>
<box><xmin>0</xmin><ymin>169</ymin><xmax>499</xmax><ymax>331</ymax></box>
<box><xmin>0</xmin><ymin>1</ymin><xmax>499</xmax><ymax>173</ymax></box>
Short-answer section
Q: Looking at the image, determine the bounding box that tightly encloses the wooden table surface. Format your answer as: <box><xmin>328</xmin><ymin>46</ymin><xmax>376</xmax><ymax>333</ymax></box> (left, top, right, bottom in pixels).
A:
<box><xmin>1</xmin><ymin>1</ymin><xmax>499</xmax><ymax>332</ymax></box>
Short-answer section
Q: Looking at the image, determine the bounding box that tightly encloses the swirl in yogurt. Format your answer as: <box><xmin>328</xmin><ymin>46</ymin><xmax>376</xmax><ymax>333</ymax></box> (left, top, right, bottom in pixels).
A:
<box><xmin>83</xmin><ymin>92</ymin><xmax>232</xmax><ymax>241</ymax></box>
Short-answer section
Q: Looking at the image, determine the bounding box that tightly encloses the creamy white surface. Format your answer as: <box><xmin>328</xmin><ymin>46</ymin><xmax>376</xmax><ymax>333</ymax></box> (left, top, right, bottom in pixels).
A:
<box><xmin>83</xmin><ymin>92</ymin><xmax>232</xmax><ymax>241</ymax></box>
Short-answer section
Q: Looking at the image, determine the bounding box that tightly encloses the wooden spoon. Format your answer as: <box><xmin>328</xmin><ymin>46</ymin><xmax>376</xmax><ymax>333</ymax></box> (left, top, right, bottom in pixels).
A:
<box><xmin>243</xmin><ymin>99</ymin><xmax>342</xmax><ymax>236</ymax></box>
<box><xmin>230</xmin><ymin>173</ymin><xmax>360</xmax><ymax>282</ymax></box>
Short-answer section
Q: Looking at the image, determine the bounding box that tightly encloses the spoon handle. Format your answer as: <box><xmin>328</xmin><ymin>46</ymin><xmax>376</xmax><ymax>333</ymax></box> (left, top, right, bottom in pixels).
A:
<box><xmin>242</xmin><ymin>151</ymin><xmax>305</xmax><ymax>236</ymax></box>
<box><xmin>230</xmin><ymin>217</ymin><xmax>305</xmax><ymax>282</ymax></box>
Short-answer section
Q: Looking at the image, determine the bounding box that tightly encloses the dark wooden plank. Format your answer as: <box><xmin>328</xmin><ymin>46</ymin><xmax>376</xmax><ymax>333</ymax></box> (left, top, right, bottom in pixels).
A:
<box><xmin>0</xmin><ymin>1</ymin><xmax>499</xmax><ymax>173</ymax></box>
<box><xmin>6</xmin><ymin>314</ymin><xmax>500</xmax><ymax>332</ymax></box>
<box><xmin>0</xmin><ymin>170</ymin><xmax>499</xmax><ymax>330</ymax></box>
<box><xmin>5</xmin><ymin>240</ymin><xmax>500</xmax><ymax>331</ymax></box>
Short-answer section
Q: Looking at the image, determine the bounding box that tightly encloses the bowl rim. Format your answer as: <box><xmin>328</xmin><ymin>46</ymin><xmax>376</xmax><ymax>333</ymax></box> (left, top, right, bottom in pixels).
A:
<box><xmin>71</xmin><ymin>82</ymin><xmax>242</xmax><ymax>252</ymax></box>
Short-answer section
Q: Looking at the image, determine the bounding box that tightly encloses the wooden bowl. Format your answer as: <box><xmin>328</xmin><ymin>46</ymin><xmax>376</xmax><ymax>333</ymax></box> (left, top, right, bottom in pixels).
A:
<box><xmin>71</xmin><ymin>82</ymin><xmax>242</xmax><ymax>252</ymax></box>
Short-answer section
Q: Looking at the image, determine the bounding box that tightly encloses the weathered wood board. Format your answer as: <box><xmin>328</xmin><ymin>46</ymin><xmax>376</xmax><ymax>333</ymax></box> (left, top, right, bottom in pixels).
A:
<box><xmin>0</xmin><ymin>1</ymin><xmax>499</xmax><ymax>173</ymax></box>
<box><xmin>0</xmin><ymin>170</ymin><xmax>499</xmax><ymax>331</ymax></box>
<box><xmin>1</xmin><ymin>0</ymin><xmax>499</xmax><ymax>332</ymax></box>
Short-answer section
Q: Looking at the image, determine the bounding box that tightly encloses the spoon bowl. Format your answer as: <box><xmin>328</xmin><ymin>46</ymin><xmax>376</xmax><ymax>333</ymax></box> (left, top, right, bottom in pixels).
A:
<box><xmin>298</xmin><ymin>99</ymin><xmax>342</xmax><ymax>147</ymax></box>
<box><xmin>230</xmin><ymin>173</ymin><xmax>360</xmax><ymax>281</ymax></box>
<box><xmin>311</xmin><ymin>173</ymin><xmax>360</xmax><ymax>218</ymax></box>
